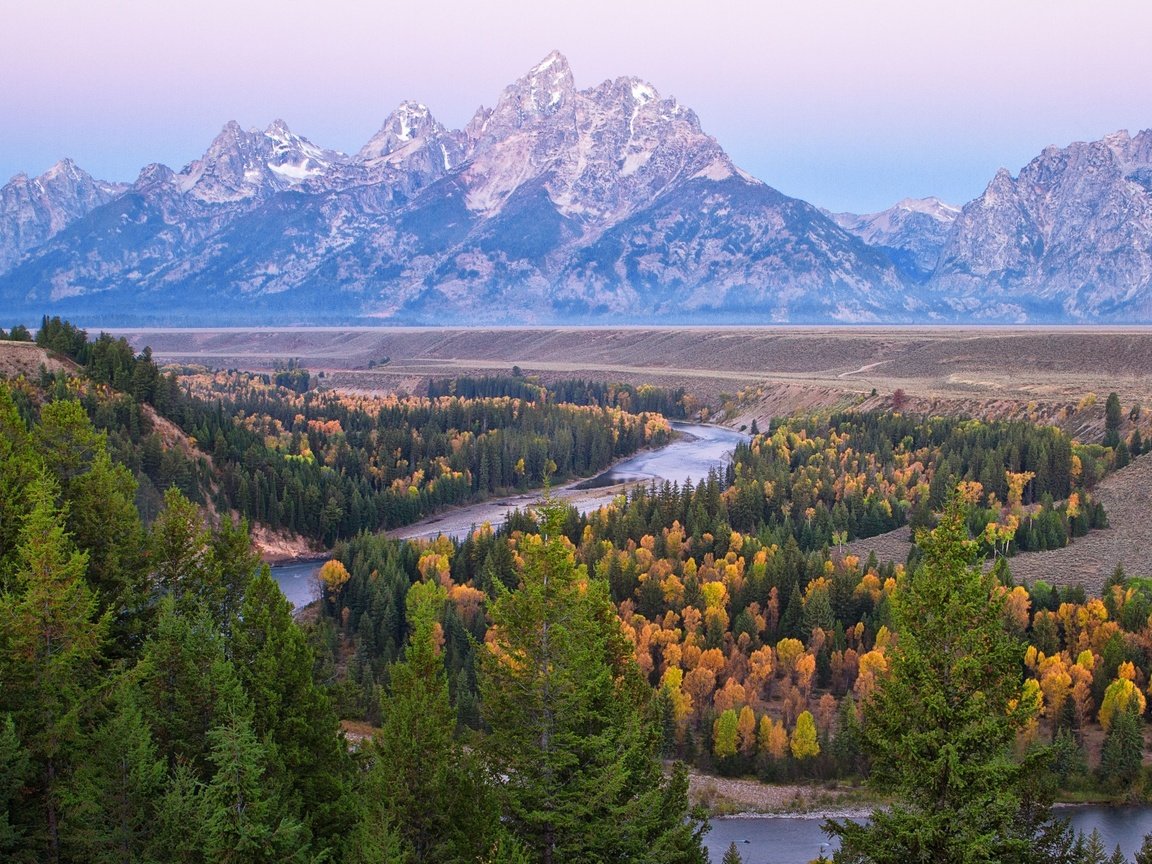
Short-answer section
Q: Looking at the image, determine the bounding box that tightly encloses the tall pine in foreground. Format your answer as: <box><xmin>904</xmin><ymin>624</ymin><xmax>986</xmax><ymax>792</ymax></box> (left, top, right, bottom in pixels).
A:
<box><xmin>231</xmin><ymin>568</ymin><xmax>353</xmax><ymax>848</ymax></box>
<box><xmin>359</xmin><ymin>579</ymin><xmax>506</xmax><ymax>863</ymax></box>
<box><xmin>0</xmin><ymin>475</ymin><xmax>107</xmax><ymax>864</ymax></box>
<box><xmin>827</xmin><ymin>492</ymin><xmax>1072</xmax><ymax>864</ymax></box>
<box><xmin>480</xmin><ymin>501</ymin><xmax>708</xmax><ymax>864</ymax></box>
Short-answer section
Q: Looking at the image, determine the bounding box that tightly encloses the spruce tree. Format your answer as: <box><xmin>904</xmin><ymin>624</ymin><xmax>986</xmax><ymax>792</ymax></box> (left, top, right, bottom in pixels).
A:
<box><xmin>479</xmin><ymin>502</ymin><xmax>708</xmax><ymax>864</ymax></box>
<box><xmin>1134</xmin><ymin>831</ymin><xmax>1152</xmax><ymax>864</ymax></box>
<box><xmin>60</xmin><ymin>692</ymin><xmax>166</xmax><ymax>863</ymax></box>
<box><xmin>0</xmin><ymin>384</ymin><xmax>40</xmax><ymax>579</ymax></box>
<box><xmin>134</xmin><ymin>599</ymin><xmax>247</xmax><ymax>775</ymax></box>
<box><xmin>826</xmin><ymin>492</ymin><xmax>1066</xmax><ymax>863</ymax></box>
<box><xmin>231</xmin><ymin>569</ymin><xmax>352</xmax><ymax>846</ymax></box>
<box><xmin>150</xmin><ymin>762</ymin><xmax>207</xmax><ymax>864</ymax></box>
<box><xmin>1098</xmin><ymin>699</ymin><xmax>1144</xmax><ymax>790</ymax></box>
<box><xmin>200</xmin><ymin>709</ymin><xmax>312</xmax><ymax>864</ymax></box>
<box><xmin>0</xmin><ymin>714</ymin><xmax>30</xmax><ymax>856</ymax></box>
<box><xmin>367</xmin><ymin>578</ymin><xmax>501</xmax><ymax>862</ymax></box>
<box><xmin>0</xmin><ymin>475</ymin><xmax>107</xmax><ymax>864</ymax></box>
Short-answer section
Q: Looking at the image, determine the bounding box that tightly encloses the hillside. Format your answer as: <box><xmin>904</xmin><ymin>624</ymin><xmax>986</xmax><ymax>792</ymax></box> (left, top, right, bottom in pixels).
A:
<box><xmin>0</xmin><ymin>340</ymin><xmax>77</xmax><ymax>378</ymax></box>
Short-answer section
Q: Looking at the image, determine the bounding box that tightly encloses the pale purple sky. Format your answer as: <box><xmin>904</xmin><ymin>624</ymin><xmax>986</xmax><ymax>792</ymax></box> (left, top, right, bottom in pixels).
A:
<box><xmin>3</xmin><ymin>0</ymin><xmax>1150</xmax><ymax>213</ymax></box>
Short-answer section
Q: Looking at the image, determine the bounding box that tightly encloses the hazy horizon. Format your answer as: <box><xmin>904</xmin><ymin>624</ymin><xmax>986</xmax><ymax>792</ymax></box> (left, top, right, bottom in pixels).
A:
<box><xmin>4</xmin><ymin>0</ymin><xmax>1151</xmax><ymax>213</ymax></box>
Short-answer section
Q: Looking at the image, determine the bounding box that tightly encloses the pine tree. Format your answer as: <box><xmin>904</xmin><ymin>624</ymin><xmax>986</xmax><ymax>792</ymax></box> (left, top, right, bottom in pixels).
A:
<box><xmin>60</xmin><ymin>692</ymin><xmax>166</xmax><ymax>863</ymax></box>
<box><xmin>0</xmin><ymin>475</ymin><xmax>107</xmax><ymax>863</ymax></box>
<box><xmin>722</xmin><ymin>841</ymin><xmax>745</xmax><ymax>864</ymax></box>
<box><xmin>0</xmin><ymin>714</ymin><xmax>30</xmax><ymax>856</ymax></box>
<box><xmin>830</xmin><ymin>695</ymin><xmax>864</xmax><ymax>777</ymax></box>
<box><xmin>1081</xmin><ymin>829</ymin><xmax>1108</xmax><ymax>864</ymax></box>
<box><xmin>134</xmin><ymin>599</ymin><xmax>247</xmax><ymax>775</ymax></box>
<box><xmin>1104</xmin><ymin>393</ymin><xmax>1123</xmax><ymax>448</ymax></box>
<box><xmin>150</xmin><ymin>762</ymin><xmax>207</xmax><ymax>864</ymax></box>
<box><xmin>231</xmin><ymin>569</ymin><xmax>352</xmax><ymax>846</ymax></box>
<box><xmin>63</xmin><ymin>450</ymin><xmax>147</xmax><ymax>647</ymax></box>
<box><xmin>366</xmin><ymin>578</ymin><xmax>501</xmax><ymax>863</ymax></box>
<box><xmin>0</xmin><ymin>384</ymin><xmax>40</xmax><ymax>579</ymax></box>
<box><xmin>479</xmin><ymin>502</ymin><xmax>708</xmax><ymax>864</ymax></box>
<box><xmin>200</xmin><ymin>709</ymin><xmax>311</xmax><ymax>864</ymax></box>
<box><xmin>826</xmin><ymin>492</ymin><xmax>1066</xmax><ymax>864</ymax></box>
<box><xmin>1098</xmin><ymin>699</ymin><xmax>1144</xmax><ymax>790</ymax></box>
<box><xmin>1134</xmin><ymin>831</ymin><xmax>1152</xmax><ymax>864</ymax></box>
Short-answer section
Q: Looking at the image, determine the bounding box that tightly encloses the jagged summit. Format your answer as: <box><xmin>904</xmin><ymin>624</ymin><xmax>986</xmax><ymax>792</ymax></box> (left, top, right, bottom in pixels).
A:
<box><xmin>0</xmin><ymin>158</ymin><xmax>124</xmax><ymax>272</ymax></box>
<box><xmin>2</xmin><ymin>55</ymin><xmax>1151</xmax><ymax>324</ymax></box>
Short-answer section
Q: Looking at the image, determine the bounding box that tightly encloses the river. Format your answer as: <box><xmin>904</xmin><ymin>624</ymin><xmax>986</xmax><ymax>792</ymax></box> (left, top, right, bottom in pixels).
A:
<box><xmin>269</xmin><ymin>558</ymin><xmax>322</xmax><ymax>609</ymax></box>
<box><xmin>272</xmin><ymin>421</ymin><xmax>748</xmax><ymax>602</ymax></box>
<box><xmin>386</xmin><ymin>421</ymin><xmax>749</xmax><ymax>543</ymax></box>
<box><xmin>704</xmin><ymin>807</ymin><xmax>1152</xmax><ymax>863</ymax></box>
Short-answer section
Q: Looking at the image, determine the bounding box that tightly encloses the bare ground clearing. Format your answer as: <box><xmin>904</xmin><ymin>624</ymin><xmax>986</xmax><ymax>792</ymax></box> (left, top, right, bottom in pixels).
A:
<box><xmin>0</xmin><ymin>341</ymin><xmax>75</xmax><ymax>378</ymax></box>
<box><xmin>844</xmin><ymin>453</ymin><xmax>1152</xmax><ymax>593</ymax></box>
<box><xmin>687</xmin><ymin>770</ymin><xmax>871</xmax><ymax>817</ymax></box>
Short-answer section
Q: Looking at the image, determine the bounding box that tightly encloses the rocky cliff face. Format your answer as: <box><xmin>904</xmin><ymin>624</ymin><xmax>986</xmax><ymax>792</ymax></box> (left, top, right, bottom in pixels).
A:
<box><xmin>928</xmin><ymin>130</ymin><xmax>1152</xmax><ymax>321</ymax></box>
<box><xmin>0</xmin><ymin>159</ymin><xmax>125</xmax><ymax>273</ymax></box>
<box><xmin>2</xmin><ymin>54</ymin><xmax>1151</xmax><ymax>324</ymax></box>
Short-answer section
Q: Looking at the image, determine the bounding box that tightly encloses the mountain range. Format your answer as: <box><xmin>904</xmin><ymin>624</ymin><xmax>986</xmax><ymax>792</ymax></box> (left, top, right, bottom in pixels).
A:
<box><xmin>3</xmin><ymin>51</ymin><xmax>1151</xmax><ymax>325</ymax></box>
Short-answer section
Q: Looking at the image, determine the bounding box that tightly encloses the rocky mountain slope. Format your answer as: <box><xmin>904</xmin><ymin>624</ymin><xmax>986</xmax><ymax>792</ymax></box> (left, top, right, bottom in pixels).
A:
<box><xmin>830</xmin><ymin>197</ymin><xmax>960</xmax><ymax>281</ymax></box>
<box><xmin>927</xmin><ymin>130</ymin><xmax>1152</xmax><ymax>321</ymax></box>
<box><xmin>0</xmin><ymin>53</ymin><xmax>906</xmax><ymax>324</ymax></box>
<box><xmin>0</xmin><ymin>159</ymin><xmax>125</xmax><ymax>272</ymax></box>
<box><xmin>2</xmin><ymin>53</ymin><xmax>1151</xmax><ymax>324</ymax></box>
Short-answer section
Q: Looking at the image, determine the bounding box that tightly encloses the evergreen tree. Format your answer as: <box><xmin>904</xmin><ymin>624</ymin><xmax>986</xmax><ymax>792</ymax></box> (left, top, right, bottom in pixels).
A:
<box><xmin>830</xmin><ymin>695</ymin><xmax>864</xmax><ymax>777</ymax></box>
<box><xmin>367</xmin><ymin>578</ymin><xmax>501</xmax><ymax>862</ymax></box>
<box><xmin>134</xmin><ymin>599</ymin><xmax>247</xmax><ymax>775</ymax></box>
<box><xmin>200</xmin><ymin>709</ymin><xmax>312</xmax><ymax>864</ymax></box>
<box><xmin>1104</xmin><ymin>393</ymin><xmax>1123</xmax><ymax>448</ymax></box>
<box><xmin>150</xmin><ymin>762</ymin><xmax>207</xmax><ymax>864</ymax></box>
<box><xmin>1081</xmin><ymin>829</ymin><xmax>1108</xmax><ymax>864</ymax></box>
<box><xmin>827</xmin><ymin>492</ymin><xmax>1065</xmax><ymax>864</ymax></box>
<box><xmin>63</xmin><ymin>450</ymin><xmax>147</xmax><ymax>647</ymax></box>
<box><xmin>0</xmin><ymin>714</ymin><xmax>30</xmax><ymax>856</ymax></box>
<box><xmin>1134</xmin><ymin>831</ymin><xmax>1152</xmax><ymax>864</ymax></box>
<box><xmin>60</xmin><ymin>692</ymin><xmax>166</xmax><ymax>863</ymax></box>
<box><xmin>479</xmin><ymin>502</ymin><xmax>708</xmax><ymax>864</ymax></box>
<box><xmin>150</xmin><ymin>488</ymin><xmax>216</xmax><ymax>607</ymax></box>
<box><xmin>1098</xmin><ymin>699</ymin><xmax>1144</xmax><ymax>790</ymax></box>
<box><xmin>0</xmin><ymin>474</ymin><xmax>107</xmax><ymax>864</ymax></box>
<box><xmin>0</xmin><ymin>385</ymin><xmax>41</xmax><ymax>579</ymax></box>
<box><xmin>722</xmin><ymin>842</ymin><xmax>745</xmax><ymax>864</ymax></box>
<box><xmin>231</xmin><ymin>569</ymin><xmax>352</xmax><ymax>847</ymax></box>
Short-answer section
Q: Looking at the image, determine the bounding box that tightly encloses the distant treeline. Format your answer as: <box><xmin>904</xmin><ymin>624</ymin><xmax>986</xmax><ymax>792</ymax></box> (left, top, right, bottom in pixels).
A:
<box><xmin>187</xmin><ymin>380</ymin><xmax>670</xmax><ymax>544</ymax></box>
<box><xmin>427</xmin><ymin>375</ymin><xmax>698</xmax><ymax>418</ymax></box>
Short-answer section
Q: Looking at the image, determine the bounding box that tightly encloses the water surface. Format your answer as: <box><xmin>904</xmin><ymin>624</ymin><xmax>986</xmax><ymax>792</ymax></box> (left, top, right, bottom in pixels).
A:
<box><xmin>704</xmin><ymin>807</ymin><xmax>1152</xmax><ymax>863</ymax></box>
<box><xmin>269</xmin><ymin>559</ymin><xmax>322</xmax><ymax>609</ymax></box>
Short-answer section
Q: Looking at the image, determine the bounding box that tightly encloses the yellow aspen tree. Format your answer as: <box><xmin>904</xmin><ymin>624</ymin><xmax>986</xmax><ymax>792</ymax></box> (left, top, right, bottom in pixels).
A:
<box><xmin>790</xmin><ymin>711</ymin><xmax>820</xmax><ymax>760</ymax></box>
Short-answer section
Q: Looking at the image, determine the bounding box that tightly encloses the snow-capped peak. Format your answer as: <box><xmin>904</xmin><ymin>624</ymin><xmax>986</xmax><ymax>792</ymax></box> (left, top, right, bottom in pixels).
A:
<box><xmin>893</xmin><ymin>196</ymin><xmax>961</xmax><ymax>222</ymax></box>
<box><xmin>531</xmin><ymin>49</ymin><xmax>569</xmax><ymax>75</ymax></box>
<box><xmin>630</xmin><ymin>80</ymin><xmax>658</xmax><ymax>105</ymax></box>
<box><xmin>358</xmin><ymin>101</ymin><xmax>457</xmax><ymax>166</ymax></box>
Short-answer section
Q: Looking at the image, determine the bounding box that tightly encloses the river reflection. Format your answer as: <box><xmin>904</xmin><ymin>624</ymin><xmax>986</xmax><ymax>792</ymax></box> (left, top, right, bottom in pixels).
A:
<box><xmin>577</xmin><ymin>421</ymin><xmax>748</xmax><ymax>488</ymax></box>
